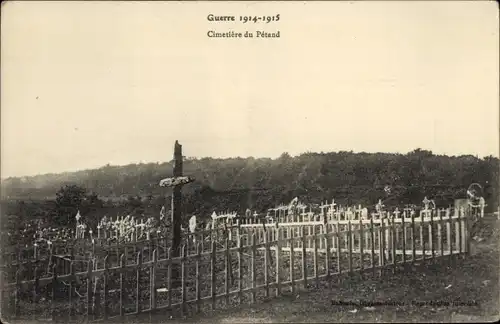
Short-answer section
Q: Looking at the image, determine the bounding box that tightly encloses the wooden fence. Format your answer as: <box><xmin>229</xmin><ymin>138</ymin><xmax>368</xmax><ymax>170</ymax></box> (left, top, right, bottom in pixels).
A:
<box><xmin>0</xmin><ymin>206</ymin><xmax>471</xmax><ymax>322</ymax></box>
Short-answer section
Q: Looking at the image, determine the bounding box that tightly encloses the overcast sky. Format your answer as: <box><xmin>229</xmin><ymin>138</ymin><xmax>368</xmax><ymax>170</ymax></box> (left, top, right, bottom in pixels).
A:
<box><xmin>1</xmin><ymin>1</ymin><xmax>498</xmax><ymax>178</ymax></box>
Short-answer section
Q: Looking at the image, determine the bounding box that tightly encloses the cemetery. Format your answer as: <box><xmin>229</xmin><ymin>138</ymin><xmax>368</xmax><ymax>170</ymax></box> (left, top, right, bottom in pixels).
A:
<box><xmin>0</xmin><ymin>142</ymin><xmax>494</xmax><ymax>323</ymax></box>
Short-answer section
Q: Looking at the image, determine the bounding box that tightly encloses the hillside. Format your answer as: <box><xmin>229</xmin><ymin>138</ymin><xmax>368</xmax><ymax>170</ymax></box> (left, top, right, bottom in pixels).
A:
<box><xmin>1</xmin><ymin>149</ymin><xmax>498</xmax><ymax>212</ymax></box>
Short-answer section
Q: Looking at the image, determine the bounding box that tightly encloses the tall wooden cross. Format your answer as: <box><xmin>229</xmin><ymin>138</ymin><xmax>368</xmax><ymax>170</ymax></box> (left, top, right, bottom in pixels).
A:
<box><xmin>159</xmin><ymin>140</ymin><xmax>195</xmax><ymax>263</ymax></box>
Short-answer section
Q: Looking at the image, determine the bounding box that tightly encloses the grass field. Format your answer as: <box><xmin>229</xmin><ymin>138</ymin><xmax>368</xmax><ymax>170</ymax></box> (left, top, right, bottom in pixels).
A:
<box><xmin>103</xmin><ymin>217</ymin><xmax>500</xmax><ymax>323</ymax></box>
<box><xmin>4</xmin><ymin>218</ymin><xmax>499</xmax><ymax>323</ymax></box>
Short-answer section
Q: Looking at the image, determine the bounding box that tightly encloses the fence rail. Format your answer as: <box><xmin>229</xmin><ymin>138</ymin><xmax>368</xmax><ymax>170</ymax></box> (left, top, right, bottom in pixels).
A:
<box><xmin>0</xmin><ymin>206</ymin><xmax>471</xmax><ymax>322</ymax></box>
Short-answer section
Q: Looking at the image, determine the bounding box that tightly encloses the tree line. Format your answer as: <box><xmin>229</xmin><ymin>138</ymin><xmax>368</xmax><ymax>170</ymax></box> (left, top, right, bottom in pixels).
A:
<box><xmin>1</xmin><ymin>149</ymin><xmax>498</xmax><ymax>231</ymax></box>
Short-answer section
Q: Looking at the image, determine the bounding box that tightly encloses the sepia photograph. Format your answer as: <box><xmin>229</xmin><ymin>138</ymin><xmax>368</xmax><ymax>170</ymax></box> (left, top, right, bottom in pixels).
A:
<box><xmin>1</xmin><ymin>1</ymin><xmax>499</xmax><ymax>323</ymax></box>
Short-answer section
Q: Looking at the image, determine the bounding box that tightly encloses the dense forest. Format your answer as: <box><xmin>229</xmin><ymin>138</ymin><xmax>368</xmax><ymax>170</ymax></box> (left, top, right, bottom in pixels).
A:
<box><xmin>1</xmin><ymin>149</ymin><xmax>499</xmax><ymax>230</ymax></box>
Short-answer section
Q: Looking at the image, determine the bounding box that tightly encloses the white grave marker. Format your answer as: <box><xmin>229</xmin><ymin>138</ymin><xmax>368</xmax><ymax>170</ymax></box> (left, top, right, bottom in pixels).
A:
<box><xmin>189</xmin><ymin>215</ymin><xmax>197</xmax><ymax>243</ymax></box>
<box><xmin>189</xmin><ymin>215</ymin><xmax>197</xmax><ymax>233</ymax></box>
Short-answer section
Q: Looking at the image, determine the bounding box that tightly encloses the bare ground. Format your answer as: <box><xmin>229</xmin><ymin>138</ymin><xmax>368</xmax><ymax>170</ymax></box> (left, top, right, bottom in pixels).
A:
<box><xmin>58</xmin><ymin>238</ymin><xmax>495</xmax><ymax>324</ymax></box>
<box><xmin>4</xmin><ymin>219</ymin><xmax>500</xmax><ymax>324</ymax></box>
<box><xmin>110</xmin><ymin>220</ymin><xmax>500</xmax><ymax>323</ymax></box>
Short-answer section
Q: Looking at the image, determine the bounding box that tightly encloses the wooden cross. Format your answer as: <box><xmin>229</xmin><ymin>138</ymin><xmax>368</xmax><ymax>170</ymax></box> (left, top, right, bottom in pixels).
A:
<box><xmin>75</xmin><ymin>210</ymin><xmax>82</xmax><ymax>239</ymax></box>
<box><xmin>423</xmin><ymin>196</ymin><xmax>430</xmax><ymax>210</ymax></box>
<box><xmin>393</xmin><ymin>207</ymin><xmax>400</xmax><ymax>219</ymax></box>
<box><xmin>158</xmin><ymin>141</ymin><xmax>195</xmax><ymax>284</ymax></box>
<box><xmin>376</xmin><ymin>199</ymin><xmax>384</xmax><ymax>212</ymax></box>
<box><xmin>158</xmin><ymin>141</ymin><xmax>195</xmax><ymax>254</ymax></box>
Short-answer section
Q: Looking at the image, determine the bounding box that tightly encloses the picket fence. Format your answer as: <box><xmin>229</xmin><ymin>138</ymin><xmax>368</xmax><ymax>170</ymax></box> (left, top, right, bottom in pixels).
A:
<box><xmin>0</xmin><ymin>206</ymin><xmax>472</xmax><ymax>322</ymax></box>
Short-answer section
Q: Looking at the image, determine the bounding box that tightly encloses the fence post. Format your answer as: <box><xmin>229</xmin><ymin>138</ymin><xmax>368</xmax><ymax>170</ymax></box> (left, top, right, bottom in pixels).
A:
<box><xmin>119</xmin><ymin>254</ymin><xmax>125</xmax><ymax>319</ymax></box>
<box><xmin>15</xmin><ymin>269</ymin><xmax>21</xmax><ymax>318</ymax></box>
<box><xmin>51</xmin><ymin>264</ymin><xmax>58</xmax><ymax>321</ymax></box>
<box><xmin>136</xmin><ymin>252</ymin><xmax>142</xmax><ymax>315</ymax></box>
<box><xmin>33</xmin><ymin>264</ymin><xmax>40</xmax><ymax>318</ymax></box>
<box><xmin>447</xmin><ymin>208</ymin><xmax>453</xmax><ymax>262</ymax></box>
<box><xmin>237</xmin><ymin>228</ymin><xmax>243</xmax><ymax>305</ymax></box>
<box><xmin>439</xmin><ymin>209</ymin><xmax>444</xmax><ymax>258</ymax></box>
<box><xmin>91</xmin><ymin>263</ymin><xmax>100</xmax><ymax>321</ymax></box>
<box><xmin>68</xmin><ymin>262</ymin><xmax>74</xmax><ymax>320</ymax></box>
<box><xmin>224</xmin><ymin>238</ymin><xmax>230</xmax><ymax>306</ymax></box>
<box><xmin>290</xmin><ymin>229</ymin><xmax>296</xmax><ymax>295</ymax></box>
<box><xmin>86</xmin><ymin>259</ymin><xmax>93</xmax><ymax>320</ymax></box>
<box><xmin>348</xmin><ymin>220</ymin><xmax>353</xmax><ymax>275</ymax></box>
<box><xmin>409</xmin><ymin>210</ymin><xmax>417</xmax><ymax>266</ymax></box>
<box><xmin>420</xmin><ymin>210</ymin><xmax>426</xmax><ymax>263</ymax></box>
<box><xmin>261</xmin><ymin>222</ymin><xmax>266</xmax><ymax>246</ymax></box>
<box><xmin>0</xmin><ymin>272</ymin><xmax>4</xmax><ymax>318</ymax></box>
<box><xmin>211</xmin><ymin>241</ymin><xmax>217</xmax><ymax>311</ymax></box>
<box><xmin>457</xmin><ymin>208</ymin><xmax>463</xmax><ymax>257</ymax></box>
<box><xmin>264</xmin><ymin>229</ymin><xmax>271</xmax><ymax>297</ymax></box>
<box><xmin>148</xmin><ymin>239</ymin><xmax>153</xmax><ymax>261</ymax></box>
<box><xmin>394</xmin><ymin>208</ymin><xmax>400</xmax><ymax>248</ymax></box>
<box><xmin>370</xmin><ymin>217</ymin><xmax>375</xmax><ymax>276</ymax></box>
<box><xmin>276</xmin><ymin>227</ymin><xmax>282</xmax><ymax>297</ymax></box>
<box><xmin>103</xmin><ymin>255</ymin><xmax>109</xmax><ymax>320</ymax></box>
<box><xmin>430</xmin><ymin>209</ymin><xmax>435</xmax><ymax>263</ymax></box>
<box><xmin>181</xmin><ymin>245</ymin><xmax>187</xmax><ymax>316</ymax></box>
<box><xmin>335</xmin><ymin>219</ymin><xmax>342</xmax><ymax>281</ymax></box>
<box><xmin>47</xmin><ymin>244</ymin><xmax>54</xmax><ymax>283</ymax></box>
<box><xmin>392</xmin><ymin>215</ymin><xmax>397</xmax><ymax>273</ymax></box>
<box><xmin>164</xmin><ymin>239</ymin><xmax>168</xmax><ymax>260</ymax></box>
<box><xmin>379</xmin><ymin>218</ymin><xmax>385</xmax><ymax>276</ymax></box>
<box><xmin>359</xmin><ymin>216</ymin><xmax>364</xmax><ymax>275</ymax></box>
<box><xmin>70</xmin><ymin>244</ymin><xmax>74</xmax><ymax>263</ymax></box>
<box><xmin>195</xmin><ymin>244</ymin><xmax>202</xmax><ymax>313</ymax></box>
<box><xmin>251</xmin><ymin>233</ymin><xmax>257</xmax><ymax>303</ymax></box>
<box><xmin>385</xmin><ymin>216</ymin><xmax>391</xmax><ymax>266</ymax></box>
<box><xmin>155</xmin><ymin>235</ymin><xmax>160</xmax><ymax>258</ymax></box>
<box><xmin>151</xmin><ymin>249</ymin><xmax>157</xmax><ymax>313</ymax></box>
<box><xmin>402</xmin><ymin>211</ymin><xmax>406</xmax><ymax>266</ymax></box>
<box><xmin>465</xmin><ymin>206</ymin><xmax>472</xmax><ymax>258</ymax></box>
<box><xmin>301</xmin><ymin>226</ymin><xmax>307</xmax><ymax>288</ymax></box>
<box><xmin>313</xmin><ymin>226</ymin><xmax>319</xmax><ymax>287</ymax></box>
<box><xmin>167</xmin><ymin>248</ymin><xmax>173</xmax><ymax>310</ymax></box>
<box><xmin>324</xmin><ymin>213</ymin><xmax>331</xmax><ymax>279</ymax></box>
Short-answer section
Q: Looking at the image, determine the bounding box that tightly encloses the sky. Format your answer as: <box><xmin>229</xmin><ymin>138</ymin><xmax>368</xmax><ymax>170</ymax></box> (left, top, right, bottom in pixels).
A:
<box><xmin>1</xmin><ymin>1</ymin><xmax>499</xmax><ymax>178</ymax></box>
